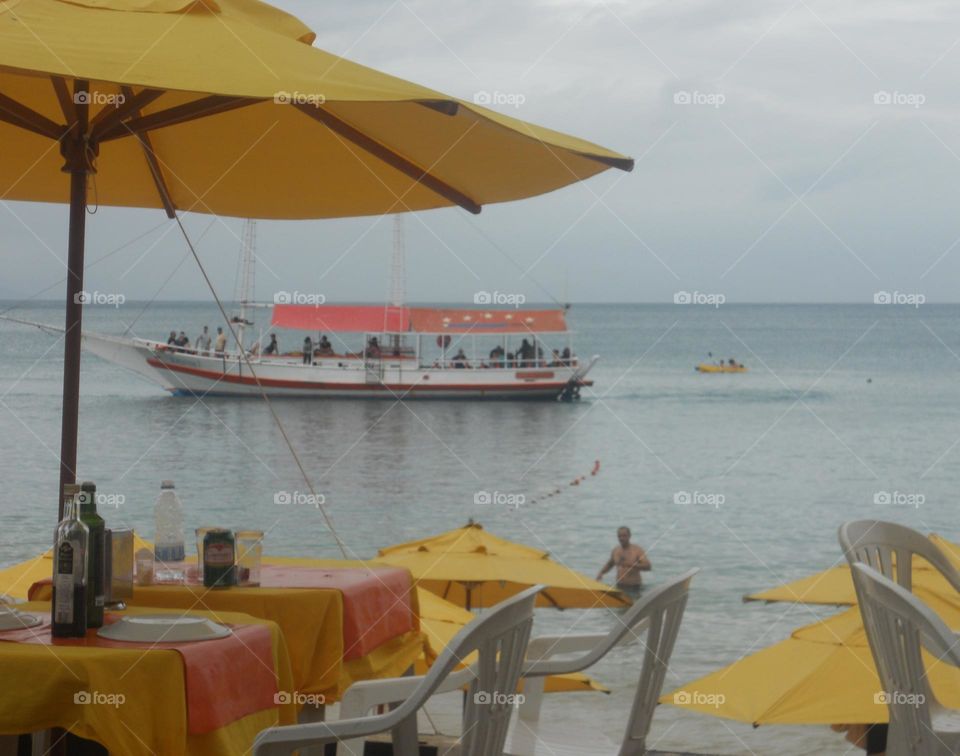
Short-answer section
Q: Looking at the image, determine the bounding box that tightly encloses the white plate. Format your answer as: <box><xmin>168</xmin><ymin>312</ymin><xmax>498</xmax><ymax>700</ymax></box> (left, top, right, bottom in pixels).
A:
<box><xmin>97</xmin><ymin>615</ymin><xmax>232</xmax><ymax>643</ymax></box>
<box><xmin>0</xmin><ymin>608</ymin><xmax>42</xmax><ymax>631</ymax></box>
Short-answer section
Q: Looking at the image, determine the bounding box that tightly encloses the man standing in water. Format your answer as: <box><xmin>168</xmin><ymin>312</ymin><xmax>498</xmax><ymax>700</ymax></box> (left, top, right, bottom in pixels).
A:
<box><xmin>596</xmin><ymin>526</ymin><xmax>651</xmax><ymax>593</ymax></box>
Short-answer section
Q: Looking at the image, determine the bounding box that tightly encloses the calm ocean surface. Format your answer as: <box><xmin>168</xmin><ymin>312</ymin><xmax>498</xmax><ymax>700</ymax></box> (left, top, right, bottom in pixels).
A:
<box><xmin>2</xmin><ymin>301</ymin><xmax>958</xmax><ymax>755</ymax></box>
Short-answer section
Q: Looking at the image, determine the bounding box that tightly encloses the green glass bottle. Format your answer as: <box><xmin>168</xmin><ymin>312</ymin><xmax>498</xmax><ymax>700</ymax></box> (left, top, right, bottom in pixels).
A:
<box><xmin>78</xmin><ymin>481</ymin><xmax>105</xmax><ymax>628</ymax></box>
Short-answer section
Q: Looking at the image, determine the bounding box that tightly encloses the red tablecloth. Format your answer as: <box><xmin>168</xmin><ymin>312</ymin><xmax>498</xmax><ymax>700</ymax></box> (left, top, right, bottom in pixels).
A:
<box><xmin>0</xmin><ymin>612</ymin><xmax>277</xmax><ymax>734</ymax></box>
<box><xmin>257</xmin><ymin>565</ymin><xmax>415</xmax><ymax>660</ymax></box>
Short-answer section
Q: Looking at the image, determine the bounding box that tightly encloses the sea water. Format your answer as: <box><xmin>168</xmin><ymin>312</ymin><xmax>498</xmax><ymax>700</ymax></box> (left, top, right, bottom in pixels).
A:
<box><xmin>2</xmin><ymin>301</ymin><xmax>957</xmax><ymax>755</ymax></box>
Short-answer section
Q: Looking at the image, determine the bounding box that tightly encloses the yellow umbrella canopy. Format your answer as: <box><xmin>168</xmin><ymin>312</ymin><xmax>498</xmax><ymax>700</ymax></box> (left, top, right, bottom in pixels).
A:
<box><xmin>376</xmin><ymin>522</ymin><xmax>630</xmax><ymax>610</ymax></box>
<box><xmin>744</xmin><ymin>535</ymin><xmax>960</xmax><ymax>607</ymax></box>
<box><xmin>0</xmin><ymin>0</ymin><xmax>632</xmax><ymax>516</ymax></box>
<box><xmin>663</xmin><ymin>604</ymin><xmax>960</xmax><ymax>725</ymax></box>
<box><xmin>0</xmin><ymin>0</ymin><xmax>632</xmax><ymax>219</ymax></box>
<box><xmin>415</xmin><ymin>587</ymin><xmax>608</xmax><ymax>695</ymax></box>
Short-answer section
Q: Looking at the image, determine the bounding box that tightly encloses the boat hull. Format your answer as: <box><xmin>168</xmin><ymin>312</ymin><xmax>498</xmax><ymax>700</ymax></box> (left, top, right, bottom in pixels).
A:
<box><xmin>82</xmin><ymin>333</ymin><xmax>595</xmax><ymax>400</ymax></box>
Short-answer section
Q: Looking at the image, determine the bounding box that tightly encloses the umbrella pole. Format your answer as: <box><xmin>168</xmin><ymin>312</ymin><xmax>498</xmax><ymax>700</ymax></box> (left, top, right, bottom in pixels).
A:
<box><xmin>56</xmin><ymin>92</ymin><xmax>91</xmax><ymax>520</ymax></box>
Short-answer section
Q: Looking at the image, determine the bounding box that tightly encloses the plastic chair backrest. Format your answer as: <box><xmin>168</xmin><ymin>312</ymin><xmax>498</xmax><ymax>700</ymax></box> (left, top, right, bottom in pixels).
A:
<box><xmin>839</xmin><ymin>520</ymin><xmax>960</xmax><ymax>594</ymax></box>
<box><xmin>253</xmin><ymin>584</ymin><xmax>542</xmax><ymax>756</ymax></box>
<box><xmin>618</xmin><ymin>569</ymin><xmax>697</xmax><ymax>756</ymax></box>
<box><xmin>851</xmin><ymin>563</ymin><xmax>960</xmax><ymax>755</ymax></box>
<box><xmin>522</xmin><ymin>569</ymin><xmax>697</xmax><ymax>755</ymax></box>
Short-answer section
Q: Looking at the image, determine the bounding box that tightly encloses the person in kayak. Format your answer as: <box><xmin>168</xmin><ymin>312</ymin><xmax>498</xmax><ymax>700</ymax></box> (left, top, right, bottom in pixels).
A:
<box><xmin>596</xmin><ymin>526</ymin><xmax>651</xmax><ymax>593</ymax></box>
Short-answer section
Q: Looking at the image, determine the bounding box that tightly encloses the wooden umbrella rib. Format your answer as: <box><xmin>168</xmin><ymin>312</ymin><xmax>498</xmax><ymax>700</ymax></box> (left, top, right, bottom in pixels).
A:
<box><xmin>89</xmin><ymin>87</ymin><xmax>165</xmax><ymax>139</ymax></box>
<box><xmin>121</xmin><ymin>86</ymin><xmax>176</xmax><ymax>219</ymax></box>
<box><xmin>50</xmin><ymin>76</ymin><xmax>76</xmax><ymax>127</ymax></box>
<box><xmin>97</xmin><ymin>94</ymin><xmax>260</xmax><ymax>142</ymax></box>
<box><xmin>0</xmin><ymin>92</ymin><xmax>64</xmax><ymax>140</ymax></box>
<box><xmin>294</xmin><ymin>102</ymin><xmax>482</xmax><ymax>215</ymax></box>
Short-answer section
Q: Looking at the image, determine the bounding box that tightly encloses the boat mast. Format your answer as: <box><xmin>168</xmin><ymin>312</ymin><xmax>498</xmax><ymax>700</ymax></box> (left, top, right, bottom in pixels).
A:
<box><xmin>389</xmin><ymin>215</ymin><xmax>406</xmax><ymax>351</ymax></box>
<box><xmin>235</xmin><ymin>218</ymin><xmax>257</xmax><ymax>350</ymax></box>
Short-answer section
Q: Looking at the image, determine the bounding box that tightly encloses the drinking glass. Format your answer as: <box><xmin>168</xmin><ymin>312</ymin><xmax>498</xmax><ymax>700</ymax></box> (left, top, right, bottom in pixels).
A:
<box><xmin>235</xmin><ymin>530</ymin><xmax>263</xmax><ymax>587</ymax></box>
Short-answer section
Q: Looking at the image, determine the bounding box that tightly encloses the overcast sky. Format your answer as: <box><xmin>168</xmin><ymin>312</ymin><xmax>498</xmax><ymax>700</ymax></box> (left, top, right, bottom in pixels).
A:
<box><xmin>5</xmin><ymin>0</ymin><xmax>960</xmax><ymax>304</ymax></box>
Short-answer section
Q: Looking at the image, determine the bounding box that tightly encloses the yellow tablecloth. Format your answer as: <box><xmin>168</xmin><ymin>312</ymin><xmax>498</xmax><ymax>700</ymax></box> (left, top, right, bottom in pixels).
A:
<box><xmin>0</xmin><ymin>603</ymin><xmax>296</xmax><ymax>756</ymax></box>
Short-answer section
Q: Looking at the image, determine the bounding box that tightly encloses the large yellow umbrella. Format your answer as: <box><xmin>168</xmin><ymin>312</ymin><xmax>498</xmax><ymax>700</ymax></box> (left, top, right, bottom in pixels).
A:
<box><xmin>662</xmin><ymin>604</ymin><xmax>960</xmax><ymax>725</ymax></box>
<box><xmin>376</xmin><ymin>522</ymin><xmax>629</xmax><ymax>610</ymax></box>
<box><xmin>0</xmin><ymin>0</ymin><xmax>632</xmax><ymax>517</ymax></box>
<box><xmin>744</xmin><ymin>535</ymin><xmax>960</xmax><ymax>607</ymax></box>
<box><xmin>414</xmin><ymin>587</ymin><xmax>608</xmax><ymax>695</ymax></box>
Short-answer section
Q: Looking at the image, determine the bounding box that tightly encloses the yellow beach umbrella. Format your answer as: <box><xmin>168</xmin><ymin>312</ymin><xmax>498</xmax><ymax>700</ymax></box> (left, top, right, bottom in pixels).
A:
<box><xmin>744</xmin><ymin>535</ymin><xmax>960</xmax><ymax>607</ymax></box>
<box><xmin>663</xmin><ymin>605</ymin><xmax>960</xmax><ymax>725</ymax></box>
<box><xmin>376</xmin><ymin>522</ymin><xmax>629</xmax><ymax>610</ymax></box>
<box><xmin>414</xmin><ymin>587</ymin><xmax>608</xmax><ymax>695</ymax></box>
<box><xmin>0</xmin><ymin>0</ymin><xmax>633</xmax><ymax>518</ymax></box>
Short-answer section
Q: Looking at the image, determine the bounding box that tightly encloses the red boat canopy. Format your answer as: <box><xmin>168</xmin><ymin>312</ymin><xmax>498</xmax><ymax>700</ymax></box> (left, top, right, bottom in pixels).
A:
<box><xmin>271</xmin><ymin>305</ymin><xmax>568</xmax><ymax>334</ymax></box>
<box><xmin>408</xmin><ymin>308</ymin><xmax>568</xmax><ymax>333</ymax></box>
<box><xmin>272</xmin><ymin>305</ymin><xmax>410</xmax><ymax>333</ymax></box>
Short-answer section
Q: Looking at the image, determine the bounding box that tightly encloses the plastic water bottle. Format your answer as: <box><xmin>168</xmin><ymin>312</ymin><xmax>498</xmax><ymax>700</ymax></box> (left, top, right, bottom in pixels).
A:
<box><xmin>154</xmin><ymin>480</ymin><xmax>185</xmax><ymax>582</ymax></box>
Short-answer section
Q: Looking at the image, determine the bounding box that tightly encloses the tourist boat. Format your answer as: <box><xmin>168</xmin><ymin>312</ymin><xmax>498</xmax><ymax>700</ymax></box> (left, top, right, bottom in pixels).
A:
<box><xmin>80</xmin><ymin>304</ymin><xmax>596</xmax><ymax>400</ymax></box>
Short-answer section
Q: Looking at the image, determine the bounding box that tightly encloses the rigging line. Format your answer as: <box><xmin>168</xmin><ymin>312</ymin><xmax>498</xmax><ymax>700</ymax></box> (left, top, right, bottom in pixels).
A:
<box><xmin>172</xmin><ymin>213</ymin><xmax>349</xmax><ymax>559</ymax></box>
<box><xmin>456</xmin><ymin>213</ymin><xmax>567</xmax><ymax>308</ymax></box>
<box><xmin>0</xmin><ymin>219</ymin><xmax>171</xmax><ymax>318</ymax></box>
<box><xmin>121</xmin><ymin>216</ymin><xmax>219</xmax><ymax>335</ymax></box>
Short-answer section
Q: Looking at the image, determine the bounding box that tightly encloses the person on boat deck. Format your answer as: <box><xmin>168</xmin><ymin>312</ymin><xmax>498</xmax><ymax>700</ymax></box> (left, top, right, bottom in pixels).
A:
<box><xmin>195</xmin><ymin>325</ymin><xmax>211</xmax><ymax>353</ymax></box>
<box><xmin>561</xmin><ymin>347</ymin><xmax>572</xmax><ymax>365</ymax></box>
<box><xmin>302</xmin><ymin>336</ymin><xmax>313</xmax><ymax>365</ymax></box>
<box><xmin>451</xmin><ymin>348</ymin><xmax>470</xmax><ymax>368</ymax></box>
<box><xmin>550</xmin><ymin>349</ymin><xmax>561</xmax><ymax>367</ymax></box>
<box><xmin>214</xmin><ymin>327</ymin><xmax>227</xmax><ymax>355</ymax></box>
<box><xmin>315</xmin><ymin>335</ymin><xmax>333</xmax><ymax>356</ymax></box>
<box><xmin>366</xmin><ymin>337</ymin><xmax>381</xmax><ymax>357</ymax></box>
<box><xmin>166</xmin><ymin>331</ymin><xmax>177</xmax><ymax>346</ymax></box>
<box><xmin>489</xmin><ymin>345</ymin><xmax>505</xmax><ymax>366</ymax></box>
<box><xmin>517</xmin><ymin>339</ymin><xmax>535</xmax><ymax>365</ymax></box>
<box><xmin>506</xmin><ymin>352</ymin><xmax>516</xmax><ymax>368</ymax></box>
<box><xmin>596</xmin><ymin>526</ymin><xmax>651</xmax><ymax>594</ymax></box>
<box><xmin>263</xmin><ymin>333</ymin><xmax>279</xmax><ymax>355</ymax></box>
<box><xmin>176</xmin><ymin>331</ymin><xmax>190</xmax><ymax>348</ymax></box>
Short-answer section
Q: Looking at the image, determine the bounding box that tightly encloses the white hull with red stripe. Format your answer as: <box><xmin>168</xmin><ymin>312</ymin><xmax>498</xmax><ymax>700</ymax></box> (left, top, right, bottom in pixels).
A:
<box><xmin>81</xmin><ymin>333</ymin><xmax>596</xmax><ymax>400</ymax></box>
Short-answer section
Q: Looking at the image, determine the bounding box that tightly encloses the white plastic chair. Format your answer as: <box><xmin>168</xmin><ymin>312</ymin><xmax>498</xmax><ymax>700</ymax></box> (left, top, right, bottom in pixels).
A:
<box><xmin>851</xmin><ymin>563</ymin><xmax>960</xmax><ymax>755</ymax></box>
<box><xmin>839</xmin><ymin>520</ymin><xmax>960</xmax><ymax>594</ymax></box>
<box><xmin>253</xmin><ymin>584</ymin><xmax>543</xmax><ymax>756</ymax></box>
<box><xmin>506</xmin><ymin>569</ymin><xmax>698</xmax><ymax>756</ymax></box>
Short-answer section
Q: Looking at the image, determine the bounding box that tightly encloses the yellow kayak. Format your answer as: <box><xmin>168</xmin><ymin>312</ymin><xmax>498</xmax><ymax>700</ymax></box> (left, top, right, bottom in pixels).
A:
<box><xmin>696</xmin><ymin>364</ymin><xmax>747</xmax><ymax>373</ymax></box>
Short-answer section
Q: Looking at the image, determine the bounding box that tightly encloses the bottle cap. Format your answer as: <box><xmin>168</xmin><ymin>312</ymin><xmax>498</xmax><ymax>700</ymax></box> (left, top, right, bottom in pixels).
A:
<box><xmin>161</xmin><ymin>480</ymin><xmax>175</xmax><ymax>489</ymax></box>
<box><xmin>80</xmin><ymin>481</ymin><xmax>96</xmax><ymax>492</ymax></box>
